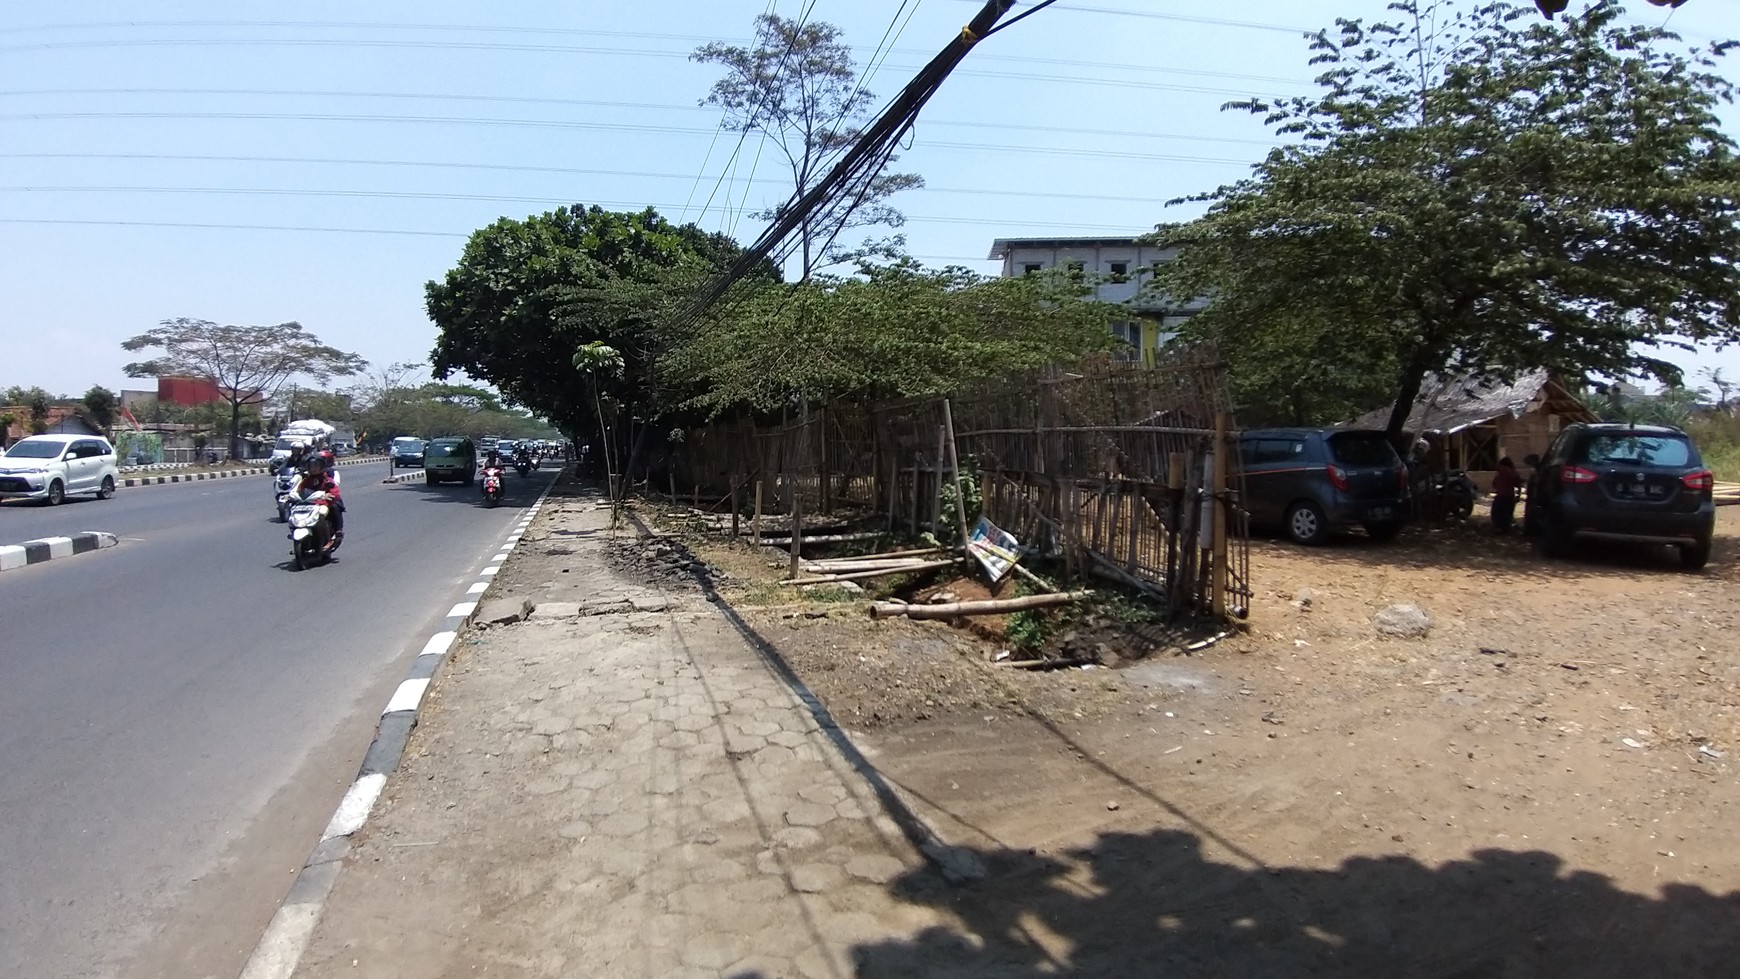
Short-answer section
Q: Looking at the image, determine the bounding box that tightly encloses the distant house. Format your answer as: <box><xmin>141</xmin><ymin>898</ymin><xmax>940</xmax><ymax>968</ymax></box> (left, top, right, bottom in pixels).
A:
<box><xmin>1350</xmin><ymin>370</ymin><xmax>1598</xmax><ymax>488</ymax></box>
<box><xmin>1</xmin><ymin>405</ymin><xmax>105</xmax><ymax>445</ymax></box>
<box><xmin>988</xmin><ymin>236</ymin><xmax>1208</xmax><ymax>363</ymax></box>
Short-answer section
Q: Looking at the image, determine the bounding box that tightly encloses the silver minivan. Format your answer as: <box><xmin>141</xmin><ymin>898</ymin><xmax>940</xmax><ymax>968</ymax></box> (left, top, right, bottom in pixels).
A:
<box><xmin>0</xmin><ymin>435</ymin><xmax>121</xmax><ymax>505</ymax></box>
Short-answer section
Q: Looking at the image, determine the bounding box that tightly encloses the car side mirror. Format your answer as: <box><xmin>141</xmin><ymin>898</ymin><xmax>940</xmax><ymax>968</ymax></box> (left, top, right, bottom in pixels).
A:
<box><xmin>1523</xmin><ymin>454</ymin><xmax>1541</xmax><ymax>468</ymax></box>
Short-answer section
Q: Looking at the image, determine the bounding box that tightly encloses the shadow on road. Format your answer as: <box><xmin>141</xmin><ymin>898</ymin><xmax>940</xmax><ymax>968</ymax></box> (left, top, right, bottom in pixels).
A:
<box><xmin>836</xmin><ymin>828</ymin><xmax>1740</xmax><ymax>979</ymax></box>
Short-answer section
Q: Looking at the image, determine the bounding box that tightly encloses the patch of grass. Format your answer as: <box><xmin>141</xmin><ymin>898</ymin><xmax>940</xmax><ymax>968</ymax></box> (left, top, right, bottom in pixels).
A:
<box><xmin>1688</xmin><ymin>414</ymin><xmax>1740</xmax><ymax>482</ymax></box>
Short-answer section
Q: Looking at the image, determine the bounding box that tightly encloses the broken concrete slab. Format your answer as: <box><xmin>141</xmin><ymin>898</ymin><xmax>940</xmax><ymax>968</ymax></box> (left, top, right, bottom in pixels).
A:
<box><xmin>527</xmin><ymin>601</ymin><xmax>583</xmax><ymax>621</ymax></box>
<box><xmin>476</xmin><ymin>597</ymin><xmax>532</xmax><ymax>626</ymax></box>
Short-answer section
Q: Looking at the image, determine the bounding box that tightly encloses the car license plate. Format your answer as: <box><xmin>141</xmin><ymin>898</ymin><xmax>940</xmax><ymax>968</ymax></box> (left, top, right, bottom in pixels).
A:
<box><xmin>1369</xmin><ymin>506</ymin><xmax>1394</xmax><ymax>520</ymax></box>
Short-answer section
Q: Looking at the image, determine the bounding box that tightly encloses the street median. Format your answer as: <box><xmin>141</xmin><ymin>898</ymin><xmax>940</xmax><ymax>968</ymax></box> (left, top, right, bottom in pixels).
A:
<box><xmin>0</xmin><ymin>531</ymin><xmax>120</xmax><ymax>572</ymax></box>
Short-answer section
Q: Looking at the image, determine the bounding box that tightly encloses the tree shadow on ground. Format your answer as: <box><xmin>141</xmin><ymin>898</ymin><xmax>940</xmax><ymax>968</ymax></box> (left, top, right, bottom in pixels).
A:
<box><xmin>851</xmin><ymin>829</ymin><xmax>1740</xmax><ymax>979</ymax></box>
<box><xmin>1251</xmin><ymin>515</ymin><xmax>1737</xmax><ymax>585</ymax></box>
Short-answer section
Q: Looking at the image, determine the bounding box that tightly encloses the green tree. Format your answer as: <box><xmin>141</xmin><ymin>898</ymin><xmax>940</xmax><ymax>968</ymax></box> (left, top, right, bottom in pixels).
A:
<box><xmin>122</xmin><ymin>318</ymin><xmax>366</xmax><ymax>459</ymax></box>
<box><xmin>694</xmin><ymin>13</ymin><xmax>923</xmax><ymax>279</ymax></box>
<box><xmin>426</xmin><ymin>205</ymin><xmax>761</xmax><ymax>454</ymax></box>
<box><xmin>665</xmin><ymin>259</ymin><xmax>1119</xmax><ymax>415</ymax></box>
<box><xmin>26</xmin><ymin>390</ymin><xmax>52</xmax><ymax>434</ymax></box>
<box><xmin>1151</xmin><ymin>0</ymin><xmax>1740</xmax><ymax>437</ymax></box>
<box><xmin>81</xmin><ymin>385</ymin><xmax>119</xmax><ymax>430</ymax></box>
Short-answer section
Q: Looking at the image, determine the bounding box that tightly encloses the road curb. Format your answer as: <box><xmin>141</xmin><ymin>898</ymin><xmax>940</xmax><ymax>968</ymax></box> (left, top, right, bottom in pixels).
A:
<box><xmin>120</xmin><ymin>456</ymin><xmax>384</xmax><ymax>489</ymax></box>
<box><xmin>236</xmin><ymin>476</ymin><xmax>558</xmax><ymax>979</ymax></box>
<box><xmin>0</xmin><ymin>531</ymin><xmax>119</xmax><ymax>572</ymax></box>
<box><xmin>379</xmin><ymin>470</ymin><xmax>426</xmax><ymax>485</ymax></box>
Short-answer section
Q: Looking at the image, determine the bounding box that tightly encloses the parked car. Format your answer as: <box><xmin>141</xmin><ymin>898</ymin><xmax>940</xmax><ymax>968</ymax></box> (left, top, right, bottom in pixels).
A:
<box><xmin>0</xmin><ymin>434</ymin><xmax>121</xmax><ymax>505</ymax></box>
<box><xmin>423</xmin><ymin>437</ymin><xmax>477</xmax><ymax>485</ymax></box>
<box><xmin>389</xmin><ymin>436</ymin><xmax>427</xmax><ymax>469</ymax></box>
<box><xmin>1523</xmin><ymin>423</ymin><xmax>1715</xmax><ymax>569</ymax></box>
<box><xmin>1238</xmin><ymin>428</ymin><xmax>1411</xmax><ymax>545</ymax></box>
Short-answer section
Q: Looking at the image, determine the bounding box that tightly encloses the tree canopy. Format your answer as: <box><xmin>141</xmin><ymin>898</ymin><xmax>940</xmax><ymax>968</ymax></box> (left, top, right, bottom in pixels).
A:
<box><xmin>426</xmin><ymin>204</ymin><xmax>766</xmax><ymax>441</ymax></box>
<box><xmin>81</xmin><ymin>386</ymin><xmax>118</xmax><ymax>430</ymax></box>
<box><xmin>121</xmin><ymin>318</ymin><xmax>366</xmax><ymax>457</ymax></box>
<box><xmin>1150</xmin><ymin>0</ymin><xmax>1740</xmax><ymax>434</ymax></box>
<box><xmin>663</xmin><ymin>260</ymin><xmax>1119</xmax><ymax>416</ymax></box>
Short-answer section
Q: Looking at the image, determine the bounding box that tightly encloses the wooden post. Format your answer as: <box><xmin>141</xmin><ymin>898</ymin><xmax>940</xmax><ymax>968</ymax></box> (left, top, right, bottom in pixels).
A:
<box><xmin>730</xmin><ymin>476</ymin><xmax>741</xmax><ymax>537</ymax></box>
<box><xmin>753</xmin><ymin>479</ymin><xmax>763</xmax><ymax>541</ymax></box>
<box><xmin>668</xmin><ymin>470</ymin><xmax>676</xmax><ymax>503</ymax></box>
<box><xmin>692</xmin><ymin>483</ymin><xmax>699</xmax><ymax>509</ymax></box>
<box><xmin>1210</xmin><ymin>412</ymin><xmax>1230</xmax><ymax>621</ymax></box>
<box><xmin>788</xmin><ymin>488</ymin><xmax>803</xmax><ymax>579</ymax></box>
<box><xmin>940</xmin><ymin>399</ymin><xmax>972</xmax><ymax>546</ymax></box>
<box><xmin>909</xmin><ymin>455</ymin><xmax>920</xmax><ymax>533</ymax></box>
<box><xmin>931</xmin><ymin>423</ymin><xmax>946</xmax><ymax>534</ymax></box>
<box><xmin>819</xmin><ymin>403</ymin><xmax>832</xmax><ymax>516</ymax></box>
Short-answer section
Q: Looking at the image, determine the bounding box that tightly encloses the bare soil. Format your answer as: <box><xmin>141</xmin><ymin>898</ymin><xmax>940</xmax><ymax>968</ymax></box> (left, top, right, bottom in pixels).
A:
<box><xmin>645</xmin><ymin>501</ymin><xmax>1740</xmax><ymax>976</ymax></box>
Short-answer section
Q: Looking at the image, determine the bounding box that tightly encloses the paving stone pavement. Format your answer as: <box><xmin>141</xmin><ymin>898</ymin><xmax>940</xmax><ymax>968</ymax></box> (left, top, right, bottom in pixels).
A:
<box><xmin>292</xmin><ymin>496</ymin><xmax>957</xmax><ymax>979</ymax></box>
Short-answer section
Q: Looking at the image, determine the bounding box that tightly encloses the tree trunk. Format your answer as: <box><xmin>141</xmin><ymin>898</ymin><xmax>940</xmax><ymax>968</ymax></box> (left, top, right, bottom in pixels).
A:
<box><xmin>229</xmin><ymin>399</ymin><xmax>243</xmax><ymax>461</ymax></box>
<box><xmin>1384</xmin><ymin>356</ymin><xmax>1432</xmax><ymax>450</ymax></box>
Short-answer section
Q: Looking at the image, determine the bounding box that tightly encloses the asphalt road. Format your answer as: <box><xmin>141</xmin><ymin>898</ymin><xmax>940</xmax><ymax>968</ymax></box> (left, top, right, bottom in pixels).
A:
<box><xmin>0</xmin><ymin>459</ymin><xmax>559</xmax><ymax>979</ymax></box>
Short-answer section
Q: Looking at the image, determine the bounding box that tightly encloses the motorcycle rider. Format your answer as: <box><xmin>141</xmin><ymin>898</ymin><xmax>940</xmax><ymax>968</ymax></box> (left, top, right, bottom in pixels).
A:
<box><xmin>294</xmin><ymin>453</ymin><xmax>345</xmax><ymax>549</ymax></box>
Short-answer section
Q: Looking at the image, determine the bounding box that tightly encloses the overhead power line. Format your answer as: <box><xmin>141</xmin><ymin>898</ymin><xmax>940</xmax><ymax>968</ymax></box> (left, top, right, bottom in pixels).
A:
<box><xmin>0</xmin><ymin>154</ymin><xmax>1195</xmax><ymax>203</ymax></box>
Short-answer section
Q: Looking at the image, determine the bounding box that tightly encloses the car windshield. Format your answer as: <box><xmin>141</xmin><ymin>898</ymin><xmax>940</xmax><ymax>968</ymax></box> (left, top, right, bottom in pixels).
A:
<box><xmin>1327</xmin><ymin>432</ymin><xmax>1398</xmax><ymax>467</ymax></box>
<box><xmin>4</xmin><ymin>440</ymin><xmax>68</xmax><ymax>459</ymax></box>
<box><xmin>428</xmin><ymin>442</ymin><xmax>464</xmax><ymax>457</ymax></box>
<box><xmin>392</xmin><ymin>438</ymin><xmax>421</xmax><ymax>447</ymax></box>
<box><xmin>1581</xmin><ymin>434</ymin><xmax>1693</xmax><ymax>468</ymax></box>
<box><xmin>274</xmin><ymin>437</ymin><xmax>306</xmax><ymax>451</ymax></box>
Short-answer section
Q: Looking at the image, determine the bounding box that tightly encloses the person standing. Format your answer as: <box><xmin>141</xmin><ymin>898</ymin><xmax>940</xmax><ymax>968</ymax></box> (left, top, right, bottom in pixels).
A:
<box><xmin>1491</xmin><ymin>457</ymin><xmax>1521</xmax><ymax>533</ymax></box>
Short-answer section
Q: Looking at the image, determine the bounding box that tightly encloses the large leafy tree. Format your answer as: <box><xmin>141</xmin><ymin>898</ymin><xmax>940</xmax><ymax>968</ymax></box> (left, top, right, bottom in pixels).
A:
<box><xmin>665</xmin><ymin>260</ymin><xmax>1119</xmax><ymax>415</ymax></box>
<box><xmin>121</xmin><ymin>318</ymin><xmax>366</xmax><ymax>458</ymax></box>
<box><xmin>694</xmin><ymin>13</ymin><xmax>923</xmax><ymax>280</ymax></box>
<box><xmin>426</xmin><ymin>205</ymin><xmax>759</xmax><ymax>447</ymax></box>
<box><xmin>1151</xmin><ymin>0</ymin><xmax>1740</xmax><ymax>436</ymax></box>
<box><xmin>82</xmin><ymin>385</ymin><xmax>118</xmax><ymax>430</ymax></box>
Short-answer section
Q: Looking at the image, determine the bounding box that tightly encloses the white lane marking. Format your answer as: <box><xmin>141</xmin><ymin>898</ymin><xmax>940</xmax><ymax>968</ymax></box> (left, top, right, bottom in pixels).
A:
<box><xmin>418</xmin><ymin>631</ymin><xmax>458</xmax><ymax>658</ymax></box>
<box><xmin>447</xmin><ymin>601</ymin><xmax>477</xmax><ymax>618</ymax></box>
<box><xmin>321</xmin><ymin>773</ymin><xmax>388</xmax><ymax>840</ymax></box>
<box><xmin>493</xmin><ymin>552</ymin><xmax>511</xmax><ymax>562</ymax></box>
<box><xmin>383</xmin><ymin>677</ymin><xmax>431</xmax><ymax>715</ymax></box>
<box><xmin>465</xmin><ymin>581</ymin><xmax>489</xmax><ymax>595</ymax></box>
<box><xmin>480</xmin><ymin>566</ymin><xmax>499</xmax><ymax>576</ymax></box>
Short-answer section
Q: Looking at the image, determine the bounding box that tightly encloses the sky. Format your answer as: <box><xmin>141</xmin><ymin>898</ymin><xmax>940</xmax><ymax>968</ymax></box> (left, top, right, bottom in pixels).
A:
<box><xmin>3</xmin><ymin>0</ymin><xmax>1739</xmax><ymax>400</ymax></box>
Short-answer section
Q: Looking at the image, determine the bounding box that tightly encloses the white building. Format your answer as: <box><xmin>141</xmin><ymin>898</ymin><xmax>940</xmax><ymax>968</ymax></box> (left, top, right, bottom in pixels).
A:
<box><xmin>987</xmin><ymin>236</ymin><xmax>1207</xmax><ymax>360</ymax></box>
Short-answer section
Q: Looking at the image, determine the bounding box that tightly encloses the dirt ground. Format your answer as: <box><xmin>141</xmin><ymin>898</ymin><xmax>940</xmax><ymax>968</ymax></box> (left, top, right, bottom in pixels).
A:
<box><xmin>644</xmin><ymin>503</ymin><xmax>1740</xmax><ymax>976</ymax></box>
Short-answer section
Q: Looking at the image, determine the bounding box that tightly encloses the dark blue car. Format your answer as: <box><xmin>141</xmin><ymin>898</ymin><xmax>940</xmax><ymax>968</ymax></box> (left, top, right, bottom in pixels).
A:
<box><xmin>1239</xmin><ymin>428</ymin><xmax>1411</xmax><ymax>545</ymax></box>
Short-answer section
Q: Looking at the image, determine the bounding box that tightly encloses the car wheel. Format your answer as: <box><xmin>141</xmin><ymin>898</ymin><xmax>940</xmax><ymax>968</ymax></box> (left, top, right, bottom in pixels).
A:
<box><xmin>425</xmin><ymin>471</ymin><xmax>436</xmax><ymax>486</ymax></box>
<box><xmin>46</xmin><ymin>480</ymin><xmax>65</xmax><ymax>506</ymax></box>
<box><xmin>97</xmin><ymin>475</ymin><xmax>116</xmax><ymax>500</ymax></box>
<box><xmin>1680</xmin><ymin>535</ymin><xmax>1713</xmax><ymax>571</ymax></box>
<box><xmin>1285</xmin><ymin>501</ymin><xmax>1330</xmax><ymax>546</ymax></box>
<box><xmin>1363</xmin><ymin>521</ymin><xmax>1403</xmax><ymax>542</ymax></box>
<box><xmin>465</xmin><ymin>474</ymin><xmax>476</xmax><ymax>486</ymax></box>
<box><xmin>1522</xmin><ymin>500</ymin><xmax>1541</xmax><ymax>537</ymax></box>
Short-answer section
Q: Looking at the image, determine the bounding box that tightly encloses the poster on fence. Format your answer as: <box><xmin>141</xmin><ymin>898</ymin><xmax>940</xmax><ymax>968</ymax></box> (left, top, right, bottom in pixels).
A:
<box><xmin>966</xmin><ymin>516</ymin><xmax>1022</xmax><ymax>583</ymax></box>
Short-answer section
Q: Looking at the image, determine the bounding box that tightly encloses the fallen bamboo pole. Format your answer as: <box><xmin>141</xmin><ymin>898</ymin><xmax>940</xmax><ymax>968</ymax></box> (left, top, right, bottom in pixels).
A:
<box><xmin>871</xmin><ymin>590</ymin><xmax>1092</xmax><ymax>620</ymax></box>
<box><xmin>783</xmin><ymin>557</ymin><xmax>963</xmax><ymax>586</ymax></box>
<box><xmin>758</xmin><ymin>531</ymin><xmax>885</xmax><ymax>545</ymax></box>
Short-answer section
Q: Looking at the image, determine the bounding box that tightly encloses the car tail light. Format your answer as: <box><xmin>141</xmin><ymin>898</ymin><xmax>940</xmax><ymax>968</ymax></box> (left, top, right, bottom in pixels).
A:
<box><xmin>1327</xmin><ymin>465</ymin><xmax>1349</xmax><ymax>492</ymax></box>
<box><xmin>1561</xmin><ymin>466</ymin><xmax>1597</xmax><ymax>484</ymax></box>
<box><xmin>1682</xmin><ymin>470</ymin><xmax>1714</xmax><ymax>492</ymax></box>
<box><xmin>1397</xmin><ymin>466</ymin><xmax>1409</xmax><ymax>491</ymax></box>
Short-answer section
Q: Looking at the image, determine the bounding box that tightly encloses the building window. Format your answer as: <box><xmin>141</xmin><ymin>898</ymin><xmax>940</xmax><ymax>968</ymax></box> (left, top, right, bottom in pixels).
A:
<box><xmin>1022</xmin><ymin>263</ymin><xmax>1042</xmax><ymax>276</ymax></box>
<box><xmin>1109</xmin><ymin>262</ymin><xmax>1128</xmax><ymax>282</ymax></box>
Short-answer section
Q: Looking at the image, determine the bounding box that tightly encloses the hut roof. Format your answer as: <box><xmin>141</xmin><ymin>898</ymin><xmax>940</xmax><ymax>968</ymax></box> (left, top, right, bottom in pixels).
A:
<box><xmin>1350</xmin><ymin>370</ymin><xmax>1597</xmax><ymax>435</ymax></box>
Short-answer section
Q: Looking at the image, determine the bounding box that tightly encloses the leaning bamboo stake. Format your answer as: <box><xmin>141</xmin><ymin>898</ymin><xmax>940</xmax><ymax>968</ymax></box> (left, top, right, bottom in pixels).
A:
<box><xmin>941</xmin><ymin>398</ymin><xmax>971</xmax><ymax>545</ymax></box>
<box><xmin>871</xmin><ymin>590</ymin><xmax>1092</xmax><ymax>620</ymax></box>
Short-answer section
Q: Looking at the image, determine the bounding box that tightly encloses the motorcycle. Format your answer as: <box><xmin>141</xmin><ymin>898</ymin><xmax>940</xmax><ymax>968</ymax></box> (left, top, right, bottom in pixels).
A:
<box><xmin>514</xmin><ymin>455</ymin><xmax>532</xmax><ymax>477</ymax></box>
<box><xmin>1409</xmin><ymin>464</ymin><xmax>1478</xmax><ymax>522</ymax></box>
<box><xmin>481</xmin><ymin>465</ymin><xmax>505</xmax><ymax>507</ymax></box>
<box><xmin>273</xmin><ymin>467</ymin><xmax>298</xmax><ymax>521</ymax></box>
<box><xmin>286</xmin><ymin>489</ymin><xmax>339</xmax><ymax>569</ymax></box>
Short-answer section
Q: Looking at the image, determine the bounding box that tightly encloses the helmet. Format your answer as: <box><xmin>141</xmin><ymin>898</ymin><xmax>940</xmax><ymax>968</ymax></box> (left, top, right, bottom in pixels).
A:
<box><xmin>304</xmin><ymin>453</ymin><xmax>327</xmax><ymax>473</ymax></box>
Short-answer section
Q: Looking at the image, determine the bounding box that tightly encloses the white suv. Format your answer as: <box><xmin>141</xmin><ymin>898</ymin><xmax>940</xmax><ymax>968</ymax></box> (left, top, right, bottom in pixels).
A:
<box><xmin>0</xmin><ymin>435</ymin><xmax>121</xmax><ymax>505</ymax></box>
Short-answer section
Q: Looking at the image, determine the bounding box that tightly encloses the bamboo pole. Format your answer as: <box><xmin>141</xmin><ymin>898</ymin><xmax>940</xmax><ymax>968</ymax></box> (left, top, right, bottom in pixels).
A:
<box><xmin>931</xmin><ymin>426</ymin><xmax>945</xmax><ymax>533</ymax></box>
<box><xmin>1211</xmin><ymin>411</ymin><xmax>1230</xmax><ymax>621</ymax></box>
<box><xmin>752</xmin><ymin>480</ymin><xmax>763</xmax><ymax>543</ymax></box>
<box><xmin>730</xmin><ymin>477</ymin><xmax>740</xmax><ymax>538</ymax></box>
<box><xmin>941</xmin><ymin>398</ymin><xmax>971</xmax><ymax>545</ymax></box>
<box><xmin>871</xmin><ymin>590</ymin><xmax>1092</xmax><ymax>620</ymax></box>
<box><xmin>785</xmin><ymin>557</ymin><xmax>962</xmax><ymax>585</ymax></box>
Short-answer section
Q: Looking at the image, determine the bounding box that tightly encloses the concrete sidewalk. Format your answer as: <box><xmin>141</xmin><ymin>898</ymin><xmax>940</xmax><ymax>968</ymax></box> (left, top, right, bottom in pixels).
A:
<box><xmin>291</xmin><ymin>490</ymin><xmax>953</xmax><ymax>978</ymax></box>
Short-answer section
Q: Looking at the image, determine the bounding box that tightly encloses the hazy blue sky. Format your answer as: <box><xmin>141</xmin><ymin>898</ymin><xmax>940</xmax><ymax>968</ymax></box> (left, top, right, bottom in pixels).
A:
<box><xmin>3</xmin><ymin>0</ymin><xmax>1738</xmax><ymax>399</ymax></box>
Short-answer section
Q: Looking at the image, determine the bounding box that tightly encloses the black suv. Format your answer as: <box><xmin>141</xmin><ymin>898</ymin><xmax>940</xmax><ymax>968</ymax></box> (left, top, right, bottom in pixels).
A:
<box><xmin>1524</xmin><ymin>423</ymin><xmax>1715</xmax><ymax>569</ymax></box>
<box><xmin>1239</xmin><ymin>428</ymin><xmax>1411</xmax><ymax>545</ymax></box>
